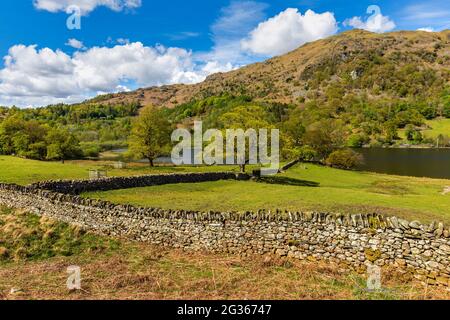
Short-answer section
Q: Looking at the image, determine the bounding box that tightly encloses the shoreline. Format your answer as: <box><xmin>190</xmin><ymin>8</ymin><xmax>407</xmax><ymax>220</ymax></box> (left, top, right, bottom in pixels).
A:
<box><xmin>362</xmin><ymin>145</ymin><xmax>450</xmax><ymax>150</ymax></box>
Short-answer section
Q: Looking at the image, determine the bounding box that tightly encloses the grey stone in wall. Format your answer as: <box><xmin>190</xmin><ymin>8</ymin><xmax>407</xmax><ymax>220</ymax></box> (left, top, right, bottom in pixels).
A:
<box><xmin>29</xmin><ymin>172</ymin><xmax>251</xmax><ymax>195</ymax></box>
<box><xmin>0</xmin><ymin>181</ymin><xmax>449</xmax><ymax>286</ymax></box>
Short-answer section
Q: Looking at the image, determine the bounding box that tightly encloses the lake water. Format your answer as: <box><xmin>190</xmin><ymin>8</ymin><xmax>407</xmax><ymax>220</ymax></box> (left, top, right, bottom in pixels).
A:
<box><xmin>356</xmin><ymin>148</ymin><xmax>450</xmax><ymax>179</ymax></box>
<box><xmin>115</xmin><ymin>147</ymin><xmax>450</xmax><ymax>180</ymax></box>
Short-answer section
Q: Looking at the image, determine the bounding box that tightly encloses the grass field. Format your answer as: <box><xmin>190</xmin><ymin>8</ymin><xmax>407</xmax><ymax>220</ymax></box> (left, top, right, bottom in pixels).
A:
<box><xmin>424</xmin><ymin>119</ymin><xmax>450</xmax><ymax>139</ymax></box>
<box><xmin>1</xmin><ymin>156</ymin><xmax>449</xmax><ymax>299</ymax></box>
<box><xmin>397</xmin><ymin>118</ymin><xmax>450</xmax><ymax>143</ymax></box>
<box><xmin>0</xmin><ymin>156</ymin><xmax>239</xmax><ymax>185</ymax></box>
<box><xmin>0</xmin><ymin>155</ymin><xmax>449</xmax><ymax>224</ymax></box>
<box><xmin>1</xmin><ymin>208</ymin><xmax>448</xmax><ymax>300</ymax></box>
<box><xmin>85</xmin><ymin>164</ymin><xmax>450</xmax><ymax>224</ymax></box>
<box><xmin>0</xmin><ymin>156</ymin><xmax>450</xmax><ymax>223</ymax></box>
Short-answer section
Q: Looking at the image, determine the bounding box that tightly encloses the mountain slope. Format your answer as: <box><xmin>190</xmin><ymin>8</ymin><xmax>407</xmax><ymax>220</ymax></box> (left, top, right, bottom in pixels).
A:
<box><xmin>89</xmin><ymin>29</ymin><xmax>450</xmax><ymax>108</ymax></box>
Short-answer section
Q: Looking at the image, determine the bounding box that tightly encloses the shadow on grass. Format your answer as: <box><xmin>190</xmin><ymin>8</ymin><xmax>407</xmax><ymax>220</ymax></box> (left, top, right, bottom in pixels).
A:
<box><xmin>256</xmin><ymin>176</ymin><xmax>320</xmax><ymax>187</ymax></box>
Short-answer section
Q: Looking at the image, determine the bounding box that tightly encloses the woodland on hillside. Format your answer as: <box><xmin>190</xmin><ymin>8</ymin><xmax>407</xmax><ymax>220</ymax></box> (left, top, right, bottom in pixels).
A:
<box><xmin>0</xmin><ymin>30</ymin><xmax>449</xmax><ymax>164</ymax></box>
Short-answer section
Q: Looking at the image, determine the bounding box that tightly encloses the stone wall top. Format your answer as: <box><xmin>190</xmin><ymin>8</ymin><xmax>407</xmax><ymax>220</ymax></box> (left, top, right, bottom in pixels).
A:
<box><xmin>1</xmin><ymin>182</ymin><xmax>448</xmax><ymax>238</ymax></box>
<box><xmin>1</xmin><ymin>178</ymin><xmax>449</xmax><ymax>286</ymax></box>
<box><xmin>28</xmin><ymin>171</ymin><xmax>251</xmax><ymax>194</ymax></box>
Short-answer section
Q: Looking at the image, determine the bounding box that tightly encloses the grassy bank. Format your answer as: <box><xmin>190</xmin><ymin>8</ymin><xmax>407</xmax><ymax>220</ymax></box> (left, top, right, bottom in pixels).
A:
<box><xmin>1</xmin><ymin>155</ymin><xmax>449</xmax><ymax>223</ymax></box>
<box><xmin>0</xmin><ymin>156</ymin><xmax>237</xmax><ymax>185</ymax></box>
<box><xmin>424</xmin><ymin>119</ymin><xmax>450</xmax><ymax>139</ymax></box>
<box><xmin>85</xmin><ymin>164</ymin><xmax>450</xmax><ymax>224</ymax></box>
<box><xmin>0</xmin><ymin>208</ymin><xmax>448</xmax><ymax>300</ymax></box>
<box><xmin>397</xmin><ymin>119</ymin><xmax>450</xmax><ymax>146</ymax></box>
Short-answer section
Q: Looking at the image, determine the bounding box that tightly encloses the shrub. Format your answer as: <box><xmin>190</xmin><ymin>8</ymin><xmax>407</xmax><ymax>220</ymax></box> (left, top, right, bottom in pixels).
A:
<box><xmin>82</xmin><ymin>145</ymin><xmax>101</xmax><ymax>158</ymax></box>
<box><xmin>299</xmin><ymin>146</ymin><xmax>318</xmax><ymax>162</ymax></box>
<box><xmin>412</xmin><ymin>130</ymin><xmax>423</xmax><ymax>143</ymax></box>
<box><xmin>405</xmin><ymin>124</ymin><xmax>415</xmax><ymax>141</ymax></box>
<box><xmin>347</xmin><ymin>134</ymin><xmax>369</xmax><ymax>148</ymax></box>
<box><xmin>405</xmin><ymin>125</ymin><xmax>424</xmax><ymax>143</ymax></box>
<box><xmin>292</xmin><ymin>145</ymin><xmax>318</xmax><ymax>162</ymax></box>
<box><xmin>325</xmin><ymin>149</ymin><xmax>363</xmax><ymax>169</ymax></box>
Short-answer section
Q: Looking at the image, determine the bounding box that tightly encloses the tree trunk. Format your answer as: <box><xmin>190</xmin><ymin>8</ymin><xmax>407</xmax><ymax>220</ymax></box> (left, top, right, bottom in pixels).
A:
<box><xmin>240</xmin><ymin>164</ymin><xmax>246</xmax><ymax>173</ymax></box>
<box><xmin>149</xmin><ymin>158</ymin><xmax>154</xmax><ymax>167</ymax></box>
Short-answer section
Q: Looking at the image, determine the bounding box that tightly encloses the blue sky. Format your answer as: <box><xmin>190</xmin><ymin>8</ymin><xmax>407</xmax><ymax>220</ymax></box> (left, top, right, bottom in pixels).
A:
<box><xmin>0</xmin><ymin>0</ymin><xmax>448</xmax><ymax>107</ymax></box>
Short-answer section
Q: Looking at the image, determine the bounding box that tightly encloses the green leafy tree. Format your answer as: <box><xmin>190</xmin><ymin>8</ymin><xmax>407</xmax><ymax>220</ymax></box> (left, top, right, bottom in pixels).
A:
<box><xmin>0</xmin><ymin>117</ymin><xmax>48</xmax><ymax>159</ymax></box>
<box><xmin>0</xmin><ymin>115</ymin><xmax>26</xmax><ymax>154</ymax></box>
<box><xmin>291</xmin><ymin>145</ymin><xmax>318</xmax><ymax>162</ymax></box>
<box><xmin>302</xmin><ymin>119</ymin><xmax>346</xmax><ymax>159</ymax></box>
<box><xmin>325</xmin><ymin>149</ymin><xmax>363</xmax><ymax>169</ymax></box>
<box><xmin>12</xmin><ymin>133</ymin><xmax>30</xmax><ymax>157</ymax></box>
<box><xmin>347</xmin><ymin>133</ymin><xmax>369</xmax><ymax>148</ymax></box>
<box><xmin>283</xmin><ymin>108</ymin><xmax>306</xmax><ymax>147</ymax></box>
<box><xmin>46</xmin><ymin>128</ymin><xmax>82</xmax><ymax>163</ymax></box>
<box><xmin>384</xmin><ymin>121</ymin><xmax>399</xmax><ymax>144</ymax></box>
<box><xmin>218</xmin><ymin>105</ymin><xmax>273</xmax><ymax>173</ymax></box>
<box><xmin>412</xmin><ymin>130</ymin><xmax>423</xmax><ymax>143</ymax></box>
<box><xmin>405</xmin><ymin>124</ymin><xmax>415</xmax><ymax>141</ymax></box>
<box><xmin>128</xmin><ymin>105</ymin><xmax>173</xmax><ymax>167</ymax></box>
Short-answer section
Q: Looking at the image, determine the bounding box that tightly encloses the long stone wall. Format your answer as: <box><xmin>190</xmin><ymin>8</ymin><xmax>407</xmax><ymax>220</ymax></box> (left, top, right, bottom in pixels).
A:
<box><xmin>29</xmin><ymin>172</ymin><xmax>251</xmax><ymax>194</ymax></box>
<box><xmin>0</xmin><ymin>182</ymin><xmax>449</xmax><ymax>286</ymax></box>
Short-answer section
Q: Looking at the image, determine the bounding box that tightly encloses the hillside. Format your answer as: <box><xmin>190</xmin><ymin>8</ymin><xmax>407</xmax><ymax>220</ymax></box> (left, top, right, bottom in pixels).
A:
<box><xmin>1</xmin><ymin>29</ymin><xmax>449</xmax><ymax>162</ymax></box>
<box><xmin>90</xmin><ymin>29</ymin><xmax>450</xmax><ymax>108</ymax></box>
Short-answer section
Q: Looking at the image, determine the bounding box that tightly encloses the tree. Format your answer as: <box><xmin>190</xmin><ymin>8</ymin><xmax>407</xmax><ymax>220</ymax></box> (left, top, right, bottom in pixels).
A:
<box><xmin>46</xmin><ymin>128</ymin><xmax>82</xmax><ymax>163</ymax></box>
<box><xmin>302</xmin><ymin>119</ymin><xmax>346</xmax><ymax>159</ymax></box>
<box><xmin>0</xmin><ymin>116</ymin><xmax>49</xmax><ymax>159</ymax></box>
<box><xmin>405</xmin><ymin>124</ymin><xmax>415</xmax><ymax>141</ymax></box>
<box><xmin>218</xmin><ymin>105</ymin><xmax>273</xmax><ymax>173</ymax></box>
<box><xmin>384</xmin><ymin>121</ymin><xmax>399</xmax><ymax>144</ymax></box>
<box><xmin>128</xmin><ymin>105</ymin><xmax>173</xmax><ymax>167</ymax></box>
<box><xmin>283</xmin><ymin>108</ymin><xmax>306</xmax><ymax>148</ymax></box>
<box><xmin>0</xmin><ymin>115</ymin><xmax>26</xmax><ymax>154</ymax></box>
<box><xmin>412</xmin><ymin>130</ymin><xmax>423</xmax><ymax>143</ymax></box>
<box><xmin>325</xmin><ymin>149</ymin><xmax>363</xmax><ymax>169</ymax></box>
<box><xmin>291</xmin><ymin>145</ymin><xmax>318</xmax><ymax>162</ymax></box>
<box><xmin>404</xmin><ymin>124</ymin><xmax>423</xmax><ymax>143</ymax></box>
<box><xmin>347</xmin><ymin>133</ymin><xmax>369</xmax><ymax>148</ymax></box>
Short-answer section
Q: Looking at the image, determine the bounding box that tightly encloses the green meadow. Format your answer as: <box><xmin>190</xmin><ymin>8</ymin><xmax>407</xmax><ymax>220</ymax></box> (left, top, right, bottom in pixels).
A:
<box><xmin>397</xmin><ymin>118</ymin><xmax>450</xmax><ymax>143</ymax></box>
<box><xmin>0</xmin><ymin>155</ymin><xmax>231</xmax><ymax>185</ymax></box>
<box><xmin>85</xmin><ymin>164</ymin><xmax>450</xmax><ymax>224</ymax></box>
<box><xmin>424</xmin><ymin>119</ymin><xmax>450</xmax><ymax>139</ymax></box>
<box><xmin>0</xmin><ymin>155</ymin><xmax>449</xmax><ymax>224</ymax></box>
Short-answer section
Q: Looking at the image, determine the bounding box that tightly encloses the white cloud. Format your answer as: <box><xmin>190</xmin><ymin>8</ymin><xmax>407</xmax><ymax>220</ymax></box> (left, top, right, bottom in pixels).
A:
<box><xmin>198</xmin><ymin>1</ymin><xmax>268</xmax><ymax>66</ymax></box>
<box><xmin>241</xmin><ymin>8</ymin><xmax>338</xmax><ymax>56</ymax></box>
<box><xmin>115</xmin><ymin>84</ymin><xmax>131</xmax><ymax>92</ymax></box>
<box><xmin>33</xmin><ymin>0</ymin><xmax>142</xmax><ymax>15</ymax></box>
<box><xmin>116</xmin><ymin>38</ymin><xmax>130</xmax><ymax>45</ymax></box>
<box><xmin>401</xmin><ymin>3</ymin><xmax>450</xmax><ymax>31</ymax></box>
<box><xmin>167</xmin><ymin>32</ymin><xmax>201</xmax><ymax>41</ymax></box>
<box><xmin>403</xmin><ymin>4</ymin><xmax>450</xmax><ymax>21</ymax></box>
<box><xmin>65</xmin><ymin>38</ymin><xmax>86</xmax><ymax>49</ymax></box>
<box><xmin>201</xmin><ymin>61</ymin><xmax>234</xmax><ymax>75</ymax></box>
<box><xmin>0</xmin><ymin>42</ymin><xmax>231</xmax><ymax>107</ymax></box>
<box><xmin>417</xmin><ymin>27</ymin><xmax>435</xmax><ymax>32</ymax></box>
<box><xmin>3</xmin><ymin>2</ymin><xmax>344</xmax><ymax>107</ymax></box>
<box><xmin>344</xmin><ymin>6</ymin><xmax>396</xmax><ymax>33</ymax></box>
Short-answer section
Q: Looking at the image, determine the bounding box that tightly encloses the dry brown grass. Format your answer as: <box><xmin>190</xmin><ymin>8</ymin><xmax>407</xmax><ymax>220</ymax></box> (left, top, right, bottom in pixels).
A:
<box><xmin>1</xmin><ymin>243</ymin><xmax>449</xmax><ymax>300</ymax></box>
<box><xmin>90</xmin><ymin>29</ymin><xmax>450</xmax><ymax>108</ymax></box>
<box><xmin>0</xmin><ymin>207</ymin><xmax>448</xmax><ymax>300</ymax></box>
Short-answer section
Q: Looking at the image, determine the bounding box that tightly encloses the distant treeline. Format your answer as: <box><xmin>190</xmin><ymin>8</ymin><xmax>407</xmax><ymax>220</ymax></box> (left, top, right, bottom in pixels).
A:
<box><xmin>0</xmin><ymin>85</ymin><xmax>449</xmax><ymax>165</ymax></box>
<box><xmin>0</xmin><ymin>102</ymin><xmax>140</xmax><ymax>160</ymax></box>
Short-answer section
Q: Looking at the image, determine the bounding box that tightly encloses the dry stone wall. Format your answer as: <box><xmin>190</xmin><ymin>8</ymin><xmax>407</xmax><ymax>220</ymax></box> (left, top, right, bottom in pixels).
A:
<box><xmin>29</xmin><ymin>172</ymin><xmax>250</xmax><ymax>194</ymax></box>
<box><xmin>0</xmin><ymin>179</ymin><xmax>449</xmax><ymax>286</ymax></box>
